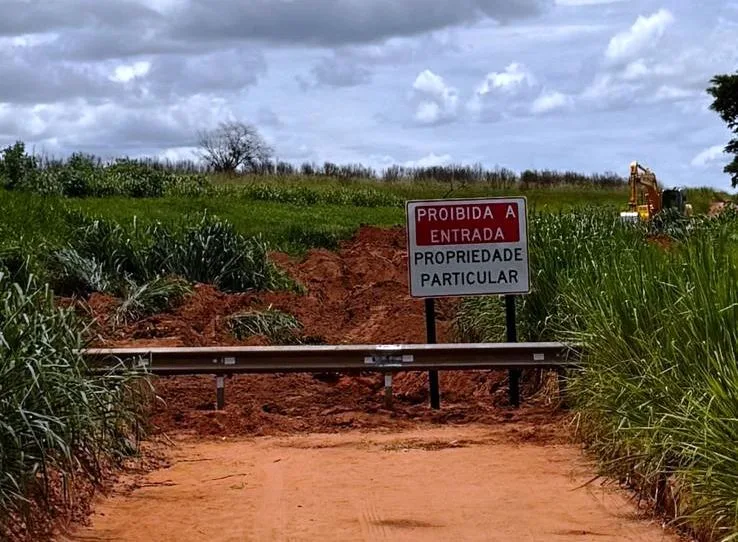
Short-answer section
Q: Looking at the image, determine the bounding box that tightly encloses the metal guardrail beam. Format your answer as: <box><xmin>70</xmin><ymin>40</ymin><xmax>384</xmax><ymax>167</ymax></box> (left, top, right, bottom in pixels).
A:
<box><xmin>83</xmin><ymin>342</ymin><xmax>578</xmax><ymax>376</ymax></box>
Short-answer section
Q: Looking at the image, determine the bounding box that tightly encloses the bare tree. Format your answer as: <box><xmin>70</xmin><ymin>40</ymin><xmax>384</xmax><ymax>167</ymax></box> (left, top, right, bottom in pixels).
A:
<box><xmin>197</xmin><ymin>121</ymin><xmax>274</xmax><ymax>173</ymax></box>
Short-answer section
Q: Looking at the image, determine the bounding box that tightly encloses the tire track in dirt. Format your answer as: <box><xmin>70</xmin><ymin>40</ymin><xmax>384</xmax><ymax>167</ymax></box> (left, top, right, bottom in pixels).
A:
<box><xmin>66</xmin><ymin>426</ymin><xmax>682</xmax><ymax>542</ymax></box>
<box><xmin>253</xmin><ymin>456</ymin><xmax>288</xmax><ymax>541</ymax></box>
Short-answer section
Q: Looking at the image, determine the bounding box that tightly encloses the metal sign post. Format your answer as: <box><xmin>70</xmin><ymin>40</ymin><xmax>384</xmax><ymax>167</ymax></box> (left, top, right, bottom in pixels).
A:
<box><xmin>505</xmin><ymin>295</ymin><xmax>520</xmax><ymax>407</ymax></box>
<box><xmin>425</xmin><ymin>298</ymin><xmax>440</xmax><ymax>409</ymax></box>
<box><xmin>406</xmin><ymin>197</ymin><xmax>531</xmax><ymax>409</ymax></box>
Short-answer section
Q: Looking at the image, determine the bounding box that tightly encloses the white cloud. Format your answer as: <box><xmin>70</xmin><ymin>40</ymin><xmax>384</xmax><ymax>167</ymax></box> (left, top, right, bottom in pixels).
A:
<box><xmin>475</xmin><ymin>63</ymin><xmax>535</xmax><ymax>95</ymax></box>
<box><xmin>622</xmin><ymin>59</ymin><xmax>649</xmax><ymax>80</ymax></box>
<box><xmin>152</xmin><ymin>146</ymin><xmax>198</xmax><ymax>162</ymax></box>
<box><xmin>110</xmin><ymin>60</ymin><xmax>150</xmax><ymax>83</ymax></box>
<box><xmin>691</xmin><ymin>145</ymin><xmax>726</xmax><ymax>167</ymax></box>
<box><xmin>467</xmin><ymin>62</ymin><xmax>537</xmax><ymax>118</ymax></box>
<box><xmin>415</xmin><ymin>101</ymin><xmax>442</xmax><ymax>124</ymax></box>
<box><xmin>412</xmin><ymin>69</ymin><xmax>458</xmax><ymax>125</ymax></box>
<box><xmin>404</xmin><ymin>152</ymin><xmax>452</xmax><ymax>168</ymax></box>
<box><xmin>605</xmin><ymin>9</ymin><xmax>674</xmax><ymax>63</ymax></box>
<box><xmin>650</xmin><ymin>85</ymin><xmax>695</xmax><ymax>102</ymax></box>
<box><xmin>531</xmin><ymin>90</ymin><xmax>573</xmax><ymax>114</ymax></box>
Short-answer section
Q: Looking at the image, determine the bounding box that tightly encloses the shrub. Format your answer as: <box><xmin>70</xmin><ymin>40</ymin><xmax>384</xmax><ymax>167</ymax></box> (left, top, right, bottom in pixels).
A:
<box><xmin>0</xmin><ymin>274</ymin><xmax>150</xmax><ymax>538</ymax></box>
<box><xmin>0</xmin><ymin>142</ymin><xmax>37</xmax><ymax>189</ymax></box>
<box><xmin>114</xmin><ymin>276</ymin><xmax>192</xmax><ymax>326</ymax></box>
<box><xmin>55</xmin><ymin>213</ymin><xmax>292</xmax><ymax>294</ymax></box>
<box><xmin>147</xmin><ymin>214</ymin><xmax>292</xmax><ymax>292</ymax></box>
<box><xmin>228</xmin><ymin>307</ymin><xmax>303</xmax><ymax>344</ymax></box>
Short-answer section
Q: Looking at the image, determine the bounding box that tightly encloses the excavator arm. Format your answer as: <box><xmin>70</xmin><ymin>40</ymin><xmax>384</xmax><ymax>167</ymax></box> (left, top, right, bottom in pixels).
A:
<box><xmin>628</xmin><ymin>161</ymin><xmax>662</xmax><ymax>216</ymax></box>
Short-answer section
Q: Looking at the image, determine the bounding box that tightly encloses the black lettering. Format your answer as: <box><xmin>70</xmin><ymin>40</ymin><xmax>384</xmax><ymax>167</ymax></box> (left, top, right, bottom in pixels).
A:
<box><xmin>509</xmin><ymin>269</ymin><xmax>519</xmax><ymax>283</ymax></box>
<box><xmin>442</xmin><ymin>272</ymin><xmax>452</xmax><ymax>286</ymax></box>
<box><xmin>514</xmin><ymin>248</ymin><xmax>522</xmax><ymax>261</ymax></box>
<box><xmin>466</xmin><ymin>271</ymin><xmax>475</xmax><ymax>285</ymax></box>
<box><xmin>457</xmin><ymin>250</ymin><xmax>466</xmax><ymax>264</ymax></box>
<box><xmin>421</xmin><ymin>273</ymin><xmax>430</xmax><ymax>286</ymax></box>
<box><xmin>415</xmin><ymin>253</ymin><xmax>424</xmax><ymax>265</ymax></box>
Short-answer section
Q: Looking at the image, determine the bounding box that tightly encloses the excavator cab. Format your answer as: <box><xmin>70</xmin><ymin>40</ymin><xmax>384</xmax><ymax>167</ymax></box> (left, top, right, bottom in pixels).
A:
<box><xmin>662</xmin><ymin>188</ymin><xmax>691</xmax><ymax>215</ymax></box>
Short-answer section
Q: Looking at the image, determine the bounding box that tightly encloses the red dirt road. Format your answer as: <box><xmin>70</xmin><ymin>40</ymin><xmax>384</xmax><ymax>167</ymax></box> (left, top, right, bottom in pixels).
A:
<box><xmin>65</xmin><ymin>425</ymin><xmax>679</xmax><ymax>542</ymax></box>
<box><xmin>60</xmin><ymin>227</ymin><xmax>685</xmax><ymax>541</ymax></box>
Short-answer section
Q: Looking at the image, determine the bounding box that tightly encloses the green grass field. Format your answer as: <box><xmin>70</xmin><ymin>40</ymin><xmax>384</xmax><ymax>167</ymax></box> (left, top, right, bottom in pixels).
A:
<box><xmin>1</xmin><ymin>179</ymin><xmax>724</xmax><ymax>256</ymax></box>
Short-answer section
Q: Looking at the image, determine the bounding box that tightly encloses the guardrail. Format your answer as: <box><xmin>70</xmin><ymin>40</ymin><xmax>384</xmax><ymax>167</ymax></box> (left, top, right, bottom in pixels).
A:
<box><xmin>83</xmin><ymin>342</ymin><xmax>580</xmax><ymax>410</ymax></box>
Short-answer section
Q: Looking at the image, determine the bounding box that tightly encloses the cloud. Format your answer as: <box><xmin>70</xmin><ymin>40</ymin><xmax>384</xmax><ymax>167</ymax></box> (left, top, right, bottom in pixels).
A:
<box><xmin>605</xmin><ymin>9</ymin><xmax>674</xmax><ymax>63</ymax></box>
<box><xmin>0</xmin><ymin>95</ymin><xmax>236</xmax><ymax>155</ymax></box>
<box><xmin>412</xmin><ymin>70</ymin><xmax>459</xmax><ymax>125</ymax></box>
<box><xmin>691</xmin><ymin>145</ymin><xmax>727</xmax><ymax>167</ymax></box>
<box><xmin>110</xmin><ymin>61</ymin><xmax>151</xmax><ymax>83</ymax></box>
<box><xmin>404</xmin><ymin>153</ymin><xmax>453</xmax><ymax>168</ymax></box>
<box><xmin>143</xmin><ymin>49</ymin><xmax>266</xmax><ymax>99</ymax></box>
<box><xmin>171</xmin><ymin>0</ymin><xmax>552</xmax><ymax>47</ymax></box>
<box><xmin>531</xmin><ymin>90</ymin><xmax>573</xmax><ymax>114</ymax></box>
<box><xmin>578</xmin><ymin>8</ymin><xmax>737</xmax><ymax>112</ymax></box>
<box><xmin>256</xmin><ymin>107</ymin><xmax>284</xmax><ymax>128</ymax></box>
<box><xmin>300</xmin><ymin>54</ymin><xmax>373</xmax><ymax>89</ymax></box>
<box><xmin>476</xmin><ymin>63</ymin><xmax>536</xmax><ymax>95</ymax></box>
<box><xmin>467</xmin><ymin>63</ymin><xmax>537</xmax><ymax>119</ymax></box>
<box><xmin>0</xmin><ymin>1</ymin><xmax>157</xmax><ymax>36</ymax></box>
<box><xmin>621</xmin><ymin>59</ymin><xmax>649</xmax><ymax>80</ymax></box>
<box><xmin>0</xmin><ymin>48</ymin><xmax>121</xmax><ymax>105</ymax></box>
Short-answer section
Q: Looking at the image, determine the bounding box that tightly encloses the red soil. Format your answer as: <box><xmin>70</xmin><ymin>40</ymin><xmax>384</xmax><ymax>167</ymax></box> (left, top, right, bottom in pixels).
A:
<box><xmin>86</xmin><ymin>226</ymin><xmax>561</xmax><ymax>438</ymax></box>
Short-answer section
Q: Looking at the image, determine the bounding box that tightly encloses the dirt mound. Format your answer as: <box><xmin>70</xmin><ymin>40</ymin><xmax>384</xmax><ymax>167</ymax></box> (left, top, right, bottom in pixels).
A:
<box><xmin>87</xmin><ymin>226</ymin><xmax>561</xmax><ymax>437</ymax></box>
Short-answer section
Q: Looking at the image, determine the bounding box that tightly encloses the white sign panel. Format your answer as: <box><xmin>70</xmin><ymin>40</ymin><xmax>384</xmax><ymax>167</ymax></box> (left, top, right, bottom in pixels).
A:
<box><xmin>406</xmin><ymin>197</ymin><xmax>530</xmax><ymax>298</ymax></box>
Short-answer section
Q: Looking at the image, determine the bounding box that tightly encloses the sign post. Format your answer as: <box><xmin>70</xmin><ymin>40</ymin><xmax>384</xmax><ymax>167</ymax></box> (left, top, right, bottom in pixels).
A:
<box><xmin>406</xmin><ymin>197</ymin><xmax>530</xmax><ymax>408</ymax></box>
<box><xmin>425</xmin><ymin>298</ymin><xmax>440</xmax><ymax>409</ymax></box>
<box><xmin>505</xmin><ymin>295</ymin><xmax>520</xmax><ymax>407</ymax></box>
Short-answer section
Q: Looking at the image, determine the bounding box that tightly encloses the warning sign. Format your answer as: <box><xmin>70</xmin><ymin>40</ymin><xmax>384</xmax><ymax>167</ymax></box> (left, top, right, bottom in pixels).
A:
<box><xmin>406</xmin><ymin>197</ymin><xmax>530</xmax><ymax>298</ymax></box>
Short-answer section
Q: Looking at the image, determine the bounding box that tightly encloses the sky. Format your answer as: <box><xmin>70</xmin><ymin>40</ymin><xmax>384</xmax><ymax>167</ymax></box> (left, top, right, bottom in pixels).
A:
<box><xmin>0</xmin><ymin>0</ymin><xmax>736</xmax><ymax>188</ymax></box>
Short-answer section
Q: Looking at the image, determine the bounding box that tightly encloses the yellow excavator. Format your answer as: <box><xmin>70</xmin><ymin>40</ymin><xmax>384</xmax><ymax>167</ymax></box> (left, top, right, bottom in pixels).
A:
<box><xmin>619</xmin><ymin>161</ymin><xmax>692</xmax><ymax>222</ymax></box>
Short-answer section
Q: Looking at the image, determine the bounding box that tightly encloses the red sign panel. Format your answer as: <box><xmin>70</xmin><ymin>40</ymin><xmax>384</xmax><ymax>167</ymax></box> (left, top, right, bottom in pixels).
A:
<box><xmin>414</xmin><ymin>202</ymin><xmax>521</xmax><ymax>246</ymax></box>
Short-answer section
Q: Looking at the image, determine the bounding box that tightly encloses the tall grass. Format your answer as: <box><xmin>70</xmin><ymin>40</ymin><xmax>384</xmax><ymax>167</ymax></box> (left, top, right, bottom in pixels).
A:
<box><xmin>0</xmin><ymin>274</ymin><xmax>150</xmax><ymax>539</ymax></box>
<box><xmin>563</xmin><ymin>216</ymin><xmax>738</xmax><ymax>540</ymax></box>
<box><xmin>455</xmin><ymin>209</ymin><xmax>645</xmax><ymax>343</ymax></box>
<box><xmin>114</xmin><ymin>276</ymin><xmax>192</xmax><ymax>326</ymax></box>
<box><xmin>228</xmin><ymin>308</ymin><xmax>303</xmax><ymax>344</ymax></box>
<box><xmin>49</xmin><ymin>213</ymin><xmax>292</xmax><ymax>295</ymax></box>
<box><xmin>456</xmin><ymin>209</ymin><xmax>738</xmax><ymax>539</ymax></box>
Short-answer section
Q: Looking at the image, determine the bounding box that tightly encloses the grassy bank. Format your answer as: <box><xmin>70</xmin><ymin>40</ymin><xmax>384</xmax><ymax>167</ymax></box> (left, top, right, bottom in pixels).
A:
<box><xmin>0</xmin><ymin>275</ymin><xmax>151</xmax><ymax>540</ymax></box>
<box><xmin>455</xmin><ymin>210</ymin><xmax>738</xmax><ymax>540</ymax></box>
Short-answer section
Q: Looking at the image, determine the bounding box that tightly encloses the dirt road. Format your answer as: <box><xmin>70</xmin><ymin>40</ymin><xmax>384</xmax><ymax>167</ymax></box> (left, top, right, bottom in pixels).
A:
<box><xmin>65</xmin><ymin>425</ymin><xmax>678</xmax><ymax>542</ymax></box>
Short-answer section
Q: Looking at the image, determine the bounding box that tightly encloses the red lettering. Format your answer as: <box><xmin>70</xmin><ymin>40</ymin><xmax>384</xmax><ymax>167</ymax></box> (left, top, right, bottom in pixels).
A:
<box><xmin>415</xmin><ymin>202</ymin><xmax>520</xmax><ymax>246</ymax></box>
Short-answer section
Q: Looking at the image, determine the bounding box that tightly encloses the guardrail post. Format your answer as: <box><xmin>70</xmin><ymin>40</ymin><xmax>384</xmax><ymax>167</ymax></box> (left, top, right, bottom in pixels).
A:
<box><xmin>425</xmin><ymin>298</ymin><xmax>440</xmax><ymax>409</ymax></box>
<box><xmin>384</xmin><ymin>373</ymin><xmax>393</xmax><ymax>409</ymax></box>
<box><xmin>215</xmin><ymin>375</ymin><xmax>225</xmax><ymax>410</ymax></box>
<box><xmin>505</xmin><ymin>295</ymin><xmax>520</xmax><ymax>407</ymax></box>
<box><xmin>557</xmin><ymin>367</ymin><xmax>568</xmax><ymax>407</ymax></box>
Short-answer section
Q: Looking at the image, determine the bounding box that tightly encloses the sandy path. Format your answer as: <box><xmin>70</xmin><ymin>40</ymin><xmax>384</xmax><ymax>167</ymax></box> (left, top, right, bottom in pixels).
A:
<box><xmin>65</xmin><ymin>425</ymin><xmax>678</xmax><ymax>542</ymax></box>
